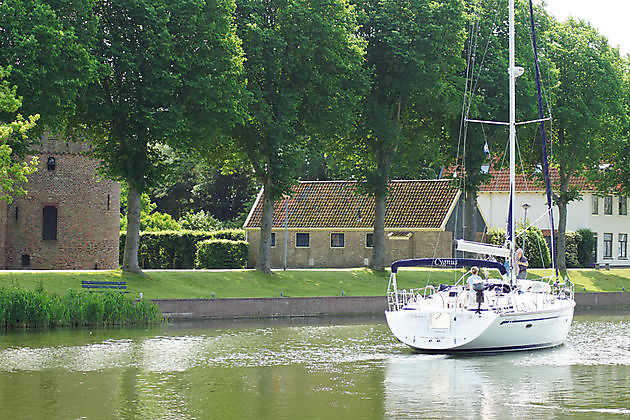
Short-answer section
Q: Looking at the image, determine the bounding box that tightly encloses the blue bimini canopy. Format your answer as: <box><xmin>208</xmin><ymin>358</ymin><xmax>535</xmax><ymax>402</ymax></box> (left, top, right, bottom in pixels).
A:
<box><xmin>391</xmin><ymin>258</ymin><xmax>507</xmax><ymax>275</ymax></box>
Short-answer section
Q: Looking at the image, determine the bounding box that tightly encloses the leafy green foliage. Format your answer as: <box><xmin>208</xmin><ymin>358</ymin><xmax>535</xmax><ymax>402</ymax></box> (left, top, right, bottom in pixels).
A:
<box><xmin>119</xmin><ymin>230</ymin><xmax>246</xmax><ymax>269</ymax></box>
<box><xmin>0</xmin><ymin>288</ymin><xmax>161</xmax><ymax>329</ymax></box>
<box><xmin>576</xmin><ymin>228</ymin><xmax>597</xmax><ymax>268</ymax></box>
<box><xmin>0</xmin><ymin>0</ymin><xmax>96</xmax><ymax>134</ymax></box>
<box><xmin>178</xmin><ymin>210</ymin><xmax>223</xmax><ymax>231</ymax></box>
<box><xmin>564</xmin><ymin>232</ymin><xmax>580</xmax><ymax>268</ymax></box>
<box><xmin>120</xmin><ymin>183</ymin><xmax>181</xmax><ymax>231</ymax></box>
<box><xmin>195</xmin><ymin>239</ymin><xmax>249</xmax><ymax>269</ymax></box>
<box><xmin>485</xmin><ymin>225</ymin><xmax>550</xmax><ymax>268</ymax></box>
<box><xmin>0</xmin><ymin>67</ymin><xmax>38</xmax><ymax>203</ymax></box>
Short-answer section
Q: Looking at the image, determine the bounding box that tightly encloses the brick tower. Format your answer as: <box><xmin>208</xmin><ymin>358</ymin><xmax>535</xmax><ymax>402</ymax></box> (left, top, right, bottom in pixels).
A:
<box><xmin>2</xmin><ymin>135</ymin><xmax>120</xmax><ymax>269</ymax></box>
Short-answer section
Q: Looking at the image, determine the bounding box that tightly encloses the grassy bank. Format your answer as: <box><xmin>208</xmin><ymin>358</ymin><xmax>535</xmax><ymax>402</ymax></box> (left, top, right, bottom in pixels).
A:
<box><xmin>1</xmin><ymin>268</ymin><xmax>629</xmax><ymax>299</ymax></box>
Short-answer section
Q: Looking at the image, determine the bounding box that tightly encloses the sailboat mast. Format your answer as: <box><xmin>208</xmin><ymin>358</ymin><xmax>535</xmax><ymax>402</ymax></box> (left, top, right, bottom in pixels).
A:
<box><xmin>508</xmin><ymin>0</ymin><xmax>516</xmax><ymax>283</ymax></box>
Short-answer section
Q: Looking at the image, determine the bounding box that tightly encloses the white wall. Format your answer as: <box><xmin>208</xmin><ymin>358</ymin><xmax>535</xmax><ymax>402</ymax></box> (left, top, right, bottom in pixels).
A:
<box><xmin>477</xmin><ymin>191</ymin><xmax>630</xmax><ymax>266</ymax></box>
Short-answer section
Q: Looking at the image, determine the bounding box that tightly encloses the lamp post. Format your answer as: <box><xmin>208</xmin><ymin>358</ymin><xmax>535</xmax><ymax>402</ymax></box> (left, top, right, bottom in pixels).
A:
<box><xmin>522</xmin><ymin>203</ymin><xmax>530</xmax><ymax>252</ymax></box>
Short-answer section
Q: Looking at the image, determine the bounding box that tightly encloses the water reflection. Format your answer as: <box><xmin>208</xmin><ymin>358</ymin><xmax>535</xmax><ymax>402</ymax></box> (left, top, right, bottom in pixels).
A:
<box><xmin>0</xmin><ymin>313</ymin><xmax>628</xmax><ymax>419</ymax></box>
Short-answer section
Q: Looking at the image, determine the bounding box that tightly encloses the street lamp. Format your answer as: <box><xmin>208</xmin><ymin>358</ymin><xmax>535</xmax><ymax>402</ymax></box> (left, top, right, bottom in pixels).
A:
<box><xmin>522</xmin><ymin>203</ymin><xmax>530</xmax><ymax>251</ymax></box>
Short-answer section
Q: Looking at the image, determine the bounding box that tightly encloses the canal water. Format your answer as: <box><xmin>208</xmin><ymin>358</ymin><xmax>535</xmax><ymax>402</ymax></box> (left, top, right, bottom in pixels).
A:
<box><xmin>0</xmin><ymin>311</ymin><xmax>629</xmax><ymax>419</ymax></box>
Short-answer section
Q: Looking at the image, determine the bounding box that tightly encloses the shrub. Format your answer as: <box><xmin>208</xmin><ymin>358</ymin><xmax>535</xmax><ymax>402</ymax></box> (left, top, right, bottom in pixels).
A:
<box><xmin>576</xmin><ymin>228</ymin><xmax>596</xmax><ymax>267</ymax></box>
<box><xmin>564</xmin><ymin>231</ymin><xmax>581</xmax><ymax>268</ymax></box>
<box><xmin>120</xmin><ymin>229</ymin><xmax>247</xmax><ymax>269</ymax></box>
<box><xmin>195</xmin><ymin>239</ymin><xmax>249</xmax><ymax>269</ymax></box>
<box><xmin>484</xmin><ymin>225</ymin><xmax>551</xmax><ymax>268</ymax></box>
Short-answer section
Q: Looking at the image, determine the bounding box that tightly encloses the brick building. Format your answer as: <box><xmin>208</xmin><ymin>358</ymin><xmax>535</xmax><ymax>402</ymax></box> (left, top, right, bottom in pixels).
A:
<box><xmin>0</xmin><ymin>135</ymin><xmax>120</xmax><ymax>269</ymax></box>
<box><xmin>244</xmin><ymin>180</ymin><xmax>487</xmax><ymax>268</ymax></box>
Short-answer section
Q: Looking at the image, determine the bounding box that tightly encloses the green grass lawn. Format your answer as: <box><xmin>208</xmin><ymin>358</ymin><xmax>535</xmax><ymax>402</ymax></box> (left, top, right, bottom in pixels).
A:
<box><xmin>1</xmin><ymin>268</ymin><xmax>629</xmax><ymax>299</ymax></box>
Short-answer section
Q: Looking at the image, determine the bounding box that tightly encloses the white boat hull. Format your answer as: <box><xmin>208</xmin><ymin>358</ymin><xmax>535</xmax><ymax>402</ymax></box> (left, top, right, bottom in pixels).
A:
<box><xmin>386</xmin><ymin>301</ymin><xmax>575</xmax><ymax>353</ymax></box>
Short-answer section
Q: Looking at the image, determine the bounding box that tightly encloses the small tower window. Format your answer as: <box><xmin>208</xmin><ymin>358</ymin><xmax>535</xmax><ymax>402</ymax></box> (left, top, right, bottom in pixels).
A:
<box><xmin>21</xmin><ymin>255</ymin><xmax>30</xmax><ymax>266</ymax></box>
<box><xmin>15</xmin><ymin>206</ymin><xmax>18</xmax><ymax>221</ymax></box>
<box><xmin>42</xmin><ymin>206</ymin><xmax>58</xmax><ymax>240</ymax></box>
<box><xmin>47</xmin><ymin>156</ymin><xmax>56</xmax><ymax>171</ymax></box>
<box><xmin>107</xmin><ymin>194</ymin><xmax>110</xmax><ymax>210</ymax></box>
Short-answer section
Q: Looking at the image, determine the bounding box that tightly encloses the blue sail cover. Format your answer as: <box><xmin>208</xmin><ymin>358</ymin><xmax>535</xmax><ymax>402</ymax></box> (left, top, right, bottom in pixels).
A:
<box><xmin>391</xmin><ymin>258</ymin><xmax>507</xmax><ymax>275</ymax></box>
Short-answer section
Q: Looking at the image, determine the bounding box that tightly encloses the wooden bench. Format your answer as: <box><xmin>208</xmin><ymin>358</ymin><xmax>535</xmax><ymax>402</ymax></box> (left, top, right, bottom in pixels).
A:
<box><xmin>81</xmin><ymin>281</ymin><xmax>127</xmax><ymax>292</ymax></box>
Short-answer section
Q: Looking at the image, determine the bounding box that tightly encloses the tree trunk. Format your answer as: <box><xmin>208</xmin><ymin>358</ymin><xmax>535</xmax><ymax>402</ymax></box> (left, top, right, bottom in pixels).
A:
<box><xmin>122</xmin><ymin>183</ymin><xmax>143</xmax><ymax>274</ymax></box>
<box><xmin>464</xmin><ymin>190</ymin><xmax>478</xmax><ymax>242</ymax></box>
<box><xmin>371</xmin><ymin>188</ymin><xmax>387</xmax><ymax>271</ymax></box>
<box><xmin>556</xmin><ymin>167</ymin><xmax>570</xmax><ymax>274</ymax></box>
<box><xmin>257</xmin><ymin>175</ymin><xmax>274</xmax><ymax>274</ymax></box>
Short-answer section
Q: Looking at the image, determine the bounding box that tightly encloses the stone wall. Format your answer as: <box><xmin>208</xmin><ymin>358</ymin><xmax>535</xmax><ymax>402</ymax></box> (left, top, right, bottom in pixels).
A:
<box><xmin>4</xmin><ymin>138</ymin><xmax>120</xmax><ymax>269</ymax></box>
<box><xmin>246</xmin><ymin>229</ymin><xmax>453</xmax><ymax>268</ymax></box>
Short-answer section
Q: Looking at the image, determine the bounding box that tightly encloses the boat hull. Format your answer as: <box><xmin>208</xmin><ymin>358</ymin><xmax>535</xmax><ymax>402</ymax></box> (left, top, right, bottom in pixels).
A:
<box><xmin>385</xmin><ymin>302</ymin><xmax>575</xmax><ymax>353</ymax></box>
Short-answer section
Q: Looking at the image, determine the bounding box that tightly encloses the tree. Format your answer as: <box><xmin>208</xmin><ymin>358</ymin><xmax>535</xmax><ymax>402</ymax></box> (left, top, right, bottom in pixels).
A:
<box><xmin>78</xmin><ymin>0</ymin><xmax>246</xmax><ymax>273</ymax></box>
<box><xmin>546</xmin><ymin>19</ymin><xmax>626</xmax><ymax>273</ymax></box>
<box><xmin>330</xmin><ymin>0</ymin><xmax>466</xmax><ymax>270</ymax></box>
<box><xmin>233</xmin><ymin>0</ymin><xmax>367</xmax><ymax>273</ymax></box>
<box><xmin>0</xmin><ymin>67</ymin><xmax>38</xmax><ymax>202</ymax></box>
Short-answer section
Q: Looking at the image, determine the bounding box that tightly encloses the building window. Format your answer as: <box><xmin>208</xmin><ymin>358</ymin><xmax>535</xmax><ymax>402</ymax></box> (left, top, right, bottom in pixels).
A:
<box><xmin>15</xmin><ymin>206</ymin><xmax>18</xmax><ymax>221</ymax></box>
<box><xmin>21</xmin><ymin>254</ymin><xmax>30</xmax><ymax>266</ymax></box>
<box><xmin>270</xmin><ymin>232</ymin><xmax>276</xmax><ymax>247</ymax></box>
<box><xmin>47</xmin><ymin>156</ymin><xmax>56</xmax><ymax>171</ymax></box>
<box><xmin>620</xmin><ymin>233</ymin><xmax>628</xmax><ymax>259</ymax></box>
<box><xmin>331</xmin><ymin>233</ymin><xmax>345</xmax><ymax>248</ymax></box>
<box><xmin>592</xmin><ymin>232</ymin><xmax>598</xmax><ymax>263</ymax></box>
<box><xmin>603</xmin><ymin>233</ymin><xmax>613</xmax><ymax>259</ymax></box>
<box><xmin>604</xmin><ymin>196</ymin><xmax>613</xmax><ymax>215</ymax></box>
<box><xmin>107</xmin><ymin>194</ymin><xmax>110</xmax><ymax>210</ymax></box>
<box><xmin>42</xmin><ymin>206</ymin><xmax>57</xmax><ymax>241</ymax></box>
<box><xmin>620</xmin><ymin>196</ymin><xmax>628</xmax><ymax>216</ymax></box>
<box><xmin>592</xmin><ymin>196</ymin><xmax>599</xmax><ymax>214</ymax></box>
<box><xmin>296</xmin><ymin>233</ymin><xmax>309</xmax><ymax>248</ymax></box>
<box><xmin>366</xmin><ymin>233</ymin><xmax>374</xmax><ymax>248</ymax></box>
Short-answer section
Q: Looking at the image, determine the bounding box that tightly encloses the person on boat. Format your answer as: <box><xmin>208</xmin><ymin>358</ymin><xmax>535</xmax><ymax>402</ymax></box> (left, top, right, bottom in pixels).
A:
<box><xmin>467</xmin><ymin>266</ymin><xmax>483</xmax><ymax>289</ymax></box>
<box><xmin>516</xmin><ymin>248</ymin><xmax>529</xmax><ymax>279</ymax></box>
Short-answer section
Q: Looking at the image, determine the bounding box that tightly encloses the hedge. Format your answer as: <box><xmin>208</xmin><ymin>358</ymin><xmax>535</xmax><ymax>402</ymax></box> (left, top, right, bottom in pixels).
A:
<box><xmin>119</xmin><ymin>229</ymin><xmax>246</xmax><ymax>269</ymax></box>
<box><xmin>485</xmin><ymin>225</ymin><xmax>551</xmax><ymax>268</ymax></box>
<box><xmin>195</xmin><ymin>239</ymin><xmax>249</xmax><ymax>269</ymax></box>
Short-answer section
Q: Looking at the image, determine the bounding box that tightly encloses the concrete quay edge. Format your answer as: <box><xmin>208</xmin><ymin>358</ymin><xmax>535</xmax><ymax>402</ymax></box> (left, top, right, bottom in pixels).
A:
<box><xmin>152</xmin><ymin>292</ymin><xmax>630</xmax><ymax>320</ymax></box>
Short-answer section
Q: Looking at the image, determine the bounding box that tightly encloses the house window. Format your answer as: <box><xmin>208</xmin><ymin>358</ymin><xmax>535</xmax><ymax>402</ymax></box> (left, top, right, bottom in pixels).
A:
<box><xmin>603</xmin><ymin>233</ymin><xmax>613</xmax><ymax>259</ymax></box>
<box><xmin>331</xmin><ymin>233</ymin><xmax>344</xmax><ymax>248</ymax></box>
<box><xmin>270</xmin><ymin>232</ymin><xmax>276</xmax><ymax>247</ymax></box>
<box><xmin>592</xmin><ymin>233</ymin><xmax>598</xmax><ymax>263</ymax></box>
<box><xmin>296</xmin><ymin>233</ymin><xmax>309</xmax><ymax>247</ymax></box>
<box><xmin>619</xmin><ymin>234</ymin><xmax>628</xmax><ymax>259</ymax></box>
<box><xmin>42</xmin><ymin>206</ymin><xmax>58</xmax><ymax>241</ymax></box>
<box><xmin>366</xmin><ymin>233</ymin><xmax>374</xmax><ymax>248</ymax></box>
<box><xmin>21</xmin><ymin>254</ymin><xmax>30</xmax><ymax>266</ymax></box>
<box><xmin>592</xmin><ymin>196</ymin><xmax>599</xmax><ymax>214</ymax></box>
<box><xmin>47</xmin><ymin>156</ymin><xmax>56</xmax><ymax>171</ymax></box>
<box><xmin>604</xmin><ymin>196</ymin><xmax>613</xmax><ymax>215</ymax></box>
<box><xmin>620</xmin><ymin>196</ymin><xmax>628</xmax><ymax>216</ymax></box>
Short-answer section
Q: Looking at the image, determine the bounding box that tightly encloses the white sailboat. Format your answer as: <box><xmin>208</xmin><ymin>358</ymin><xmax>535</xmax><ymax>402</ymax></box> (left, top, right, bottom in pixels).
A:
<box><xmin>384</xmin><ymin>0</ymin><xmax>575</xmax><ymax>353</ymax></box>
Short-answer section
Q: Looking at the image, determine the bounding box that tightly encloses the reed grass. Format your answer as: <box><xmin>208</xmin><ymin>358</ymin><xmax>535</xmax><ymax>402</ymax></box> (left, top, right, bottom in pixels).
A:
<box><xmin>0</xmin><ymin>287</ymin><xmax>162</xmax><ymax>329</ymax></box>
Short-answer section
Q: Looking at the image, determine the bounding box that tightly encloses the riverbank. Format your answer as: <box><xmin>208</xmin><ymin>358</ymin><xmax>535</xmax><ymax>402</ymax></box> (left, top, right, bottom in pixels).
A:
<box><xmin>154</xmin><ymin>292</ymin><xmax>630</xmax><ymax>320</ymax></box>
<box><xmin>1</xmin><ymin>268</ymin><xmax>629</xmax><ymax>299</ymax></box>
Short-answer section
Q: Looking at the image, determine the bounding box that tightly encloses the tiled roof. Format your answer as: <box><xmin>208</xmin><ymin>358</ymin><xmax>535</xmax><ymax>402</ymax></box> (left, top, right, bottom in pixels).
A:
<box><xmin>477</xmin><ymin>167</ymin><xmax>592</xmax><ymax>192</ymax></box>
<box><xmin>244</xmin><ymin>180</ymin><xmax>459</xmax><ymax>229</ymax></box>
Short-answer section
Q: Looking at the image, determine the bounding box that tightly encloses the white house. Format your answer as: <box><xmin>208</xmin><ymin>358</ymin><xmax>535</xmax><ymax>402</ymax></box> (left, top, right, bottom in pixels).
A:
<box><xmin>476</xmin><ymin>168</ymin><xmax>629</xmax><ymax>267</ymax></box>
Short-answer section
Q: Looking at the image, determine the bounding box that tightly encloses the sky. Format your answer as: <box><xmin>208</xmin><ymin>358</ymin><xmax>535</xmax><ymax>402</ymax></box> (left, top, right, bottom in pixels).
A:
<box><xmin>539</xmin><ymin>0</ymin><xmax>630</xmax><ymax>56</ymax></box>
